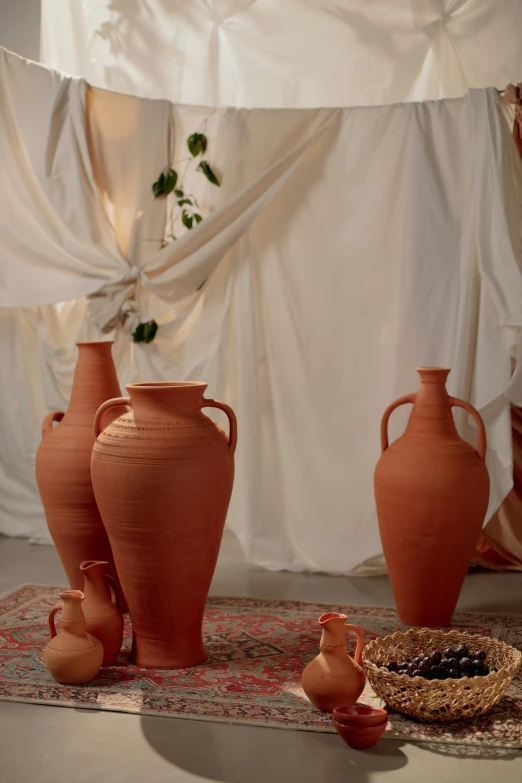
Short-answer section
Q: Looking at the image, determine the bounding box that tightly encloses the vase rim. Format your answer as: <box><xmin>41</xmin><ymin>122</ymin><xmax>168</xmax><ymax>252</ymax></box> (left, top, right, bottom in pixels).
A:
<box><xmin>416</xmin><ymin>367</ymin><xmax>451</xmax><ymax>373</ymax></box>
<box><xmin>80</xmin><ymin>560</ymin><xmax>109</xmax><ymax>571</ymax></box>
<box><xmin>126</xmin><ymin>382</ymin><xmax>207</xmax><ymax>390</ymax></box>
<box><xmin>59</xmin><ymin>590</ymin><xmax>84</xmax><ymax>601</ymax></box>
<box><xmin>76</xmin><ymin>341</ymin><xmax>114</xmax><ymax>347</ymax></box>
<box><xmin>319</xmin><ymin>612</ymin><xmax>348</xmax><ymax>625</ymax></box>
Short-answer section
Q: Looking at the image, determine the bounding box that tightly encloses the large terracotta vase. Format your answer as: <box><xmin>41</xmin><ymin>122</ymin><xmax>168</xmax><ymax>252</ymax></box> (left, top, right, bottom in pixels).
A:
<box><xmin>90</xmin><ymin>381</ymin><xmax>237</xmax><ymax>669</ymax></box>
<box><xmin>43</xmin><ymin>590</ymin><xmax>103</xmax><ymax>684</ymax></box>
<box><xmin>374</xmin><ymin>367</ymin><xmax>490</xmax><ymax>627</ymax></box>
<box><xmin>80</xmin><ymin>560</ymin><xmax>124</xmax><ymax>666</ymax></box>
<box><xmin>301</xmin><ymin>613</ymin><xmax>366</xmax><ymax>712</ymax></box>
<box><xmin>35</xmin><ymin>342</ymin><xmax>126</xmax><ymax>606</ymax></box>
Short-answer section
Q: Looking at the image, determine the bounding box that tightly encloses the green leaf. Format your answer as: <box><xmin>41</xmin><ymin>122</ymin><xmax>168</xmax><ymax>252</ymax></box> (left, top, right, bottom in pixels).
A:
<box><xmin>163</xmin><ymin>168</ymin><xmax>178</xmax><ymax>195</ymax></box>
<box><xmin>174</xmin><ymin>189</ymin><xmax>184</xmax><ymax>198</ymax></box>
<box><xmin>132</xmin><ymin>320</ymin><xmax>158</xmax><ymax>344</ymax></box>
<box><xmin>152</xmin><ymin>171</ymin><xmax>166</xmax><ymax>198</ymax></box>
<box><xmin>198</xmin><ymin>160</ymin><xmax>220</xmax><ymax>186</ymax></box>
<box><xmin>187</xmin><ymin>132</ymin><xmax>208</xmax><ymax>157</ymax></box>
<box><xmin>194</xmin><ymin>213</ymin><xmax>203</xmax><ymax>223</ymax></box>
<box><xmin>177</xmin><ymin>198</ymin><xmax>193</xmax><ymax>206</ymax></box>
<box><xmin>182</xmin><ymin>210</ymin><xmax>193</xmax><ymax>229</ymax></box>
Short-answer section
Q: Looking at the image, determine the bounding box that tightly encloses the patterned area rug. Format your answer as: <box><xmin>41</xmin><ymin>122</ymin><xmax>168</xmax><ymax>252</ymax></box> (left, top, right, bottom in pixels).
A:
<box><xmin>0</xmin><ymin>585</ymin><xmax>521</xmax><ymax>748</ymax></box>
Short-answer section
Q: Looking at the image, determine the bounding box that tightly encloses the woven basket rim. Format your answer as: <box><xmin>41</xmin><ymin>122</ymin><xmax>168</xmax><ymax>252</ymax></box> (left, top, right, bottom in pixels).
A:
<box><xmin>362</xmin><ymin>628</ymin><xmax>522</xmax><ymax>689</ymax></box>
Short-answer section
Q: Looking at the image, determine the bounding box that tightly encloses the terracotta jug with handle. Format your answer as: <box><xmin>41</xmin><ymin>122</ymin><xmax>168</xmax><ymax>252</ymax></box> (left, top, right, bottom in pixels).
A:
<box><xmin>43</xmin><ymin>590</ymin><xmax>103</xmax><ymax>684</ymax></box>
<box><xmin>80</xmin><ymin>560</ymin><xmax>124</xmax><ymax>666</ymax></box>
<box><xmin>301</xmin><ymin>613</ymin><xmax>366</xmax><ymax>712</ymax></box>
<box><xmin>374</xmin><ymin>367</ymin><xmax>490</xmax><ymax>626</ymax></box>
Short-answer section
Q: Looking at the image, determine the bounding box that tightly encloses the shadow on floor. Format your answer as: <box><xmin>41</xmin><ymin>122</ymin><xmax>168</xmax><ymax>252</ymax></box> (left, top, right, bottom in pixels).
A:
<box><xmin>141</xmin><ymin>716</ymin><xmax>408</xmax><ymax>783</ymax></box>
<box><xmin>416</xmin><ymin>740</ymin><xmax>521</xmax><ymax>760</ymax></box>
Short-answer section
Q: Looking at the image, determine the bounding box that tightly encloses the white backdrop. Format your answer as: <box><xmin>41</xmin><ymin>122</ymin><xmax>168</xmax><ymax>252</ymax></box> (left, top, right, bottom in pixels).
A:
<box><xmin>1</xmin><ymin>48</ymin><xmax>522</xmax><ymax>573</ymax></box>
<box><xmin>41</xmin><ymin>0</ymin><xmax>522</xmax><ymax>108</ymax></box>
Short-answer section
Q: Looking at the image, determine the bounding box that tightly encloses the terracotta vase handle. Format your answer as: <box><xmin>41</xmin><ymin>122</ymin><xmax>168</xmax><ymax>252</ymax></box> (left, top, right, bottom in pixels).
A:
<box><xmin>344</xmin><ymin>623</ymin><xmax>365</xmax><ymax>667</ymax></box>
<box><xmin>380</xmin><ymin>394</ymin><xmax>416</xmax><ymax>452</ymax></box>
<box><xmin>202</xmin><ymin>398</ymin><xmax>237</xmax><ymax>455</ymax></box>
<box><xmin>449</xmin><ymin>397</ymin><xmax>487</xmax><ymax>461</ymax></box>
<box><xmin>41</xmin><ymin>412</ymin><xmax>64</xmax><ymax>437</ymax></box>
<box><xmin>104</xmin><ymin>574</ymin><xmax>120</xmax><ymax>607</ymax></box>
<box><xmin>48</xmin><ymin>603</ymin><xmax>62</xmax><ymax>639</ymax></box>
<box><xmin>94</xmin><ymin>397</ymin><xmax>131</xmax><ymax>438</ymax></box>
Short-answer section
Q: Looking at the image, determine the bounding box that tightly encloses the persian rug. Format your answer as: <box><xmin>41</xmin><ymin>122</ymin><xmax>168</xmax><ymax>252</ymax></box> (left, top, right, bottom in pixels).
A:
<box><xmin>0</xmin><ymin>584</ymin><xmax>521</xmax><ymax>749</ymax></box>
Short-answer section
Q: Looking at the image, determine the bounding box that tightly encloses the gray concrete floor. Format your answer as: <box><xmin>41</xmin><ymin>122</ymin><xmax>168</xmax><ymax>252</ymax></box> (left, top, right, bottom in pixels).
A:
<box><xmin>0</xmin><ymin>532</ymin><xmax>521</xmax><ymax>783</ymax></box>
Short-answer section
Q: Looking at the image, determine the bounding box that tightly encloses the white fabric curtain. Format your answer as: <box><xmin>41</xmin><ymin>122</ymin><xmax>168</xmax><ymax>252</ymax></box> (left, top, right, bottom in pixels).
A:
<box><xmin>41</xmin><ymin>0</ymin><xmax>522</xmax><ymax>108</ymax></box>
<box><xmin>1</xmin><ymin>47</ymin><xmax>522</xmax><ymax>573</ymax></box>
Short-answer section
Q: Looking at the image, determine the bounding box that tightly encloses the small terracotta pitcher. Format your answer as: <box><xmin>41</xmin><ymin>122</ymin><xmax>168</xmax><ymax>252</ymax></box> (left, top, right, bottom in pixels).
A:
<box><xmin>301</xmin><ymin>613</ymin><xmax>366</xmax><ymax>712</ymax></box>
<box><xmin>80</xmin><ymin>560</ymin><xmax>124</xmax><ymax>666</ymax></box>
<box><xmin>43</xmin><ymin>590</ymin><xmax>103</xmax><ymax>684</ymax></box>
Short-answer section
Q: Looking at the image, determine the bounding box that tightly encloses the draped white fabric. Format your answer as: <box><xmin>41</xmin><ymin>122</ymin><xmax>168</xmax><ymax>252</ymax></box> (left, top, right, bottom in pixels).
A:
<box><xmin>1</xmin><ymin>47</ymin><xmax>522</xmax><ymax>573</ymax></box>
<box><xmin>41</xmin><ymin>0</ymin><xmax>522</xmax><ymax>108</ymax></box>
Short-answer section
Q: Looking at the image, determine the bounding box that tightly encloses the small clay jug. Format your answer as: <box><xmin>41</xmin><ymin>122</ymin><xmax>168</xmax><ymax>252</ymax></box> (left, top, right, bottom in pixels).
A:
<box><xmin>80</xmin><ymin>560</ymin><xmax>124</xmax><ymax>666</ymax></box>
<box><xmin>43</xmin><ymin>590</ymin><xmax>103</xmax><ymax>684</ymax></box>
<box><xmin>301</xmin><ymin>613</ymin><xmax>366</xmax><ymax>712</ymax></box>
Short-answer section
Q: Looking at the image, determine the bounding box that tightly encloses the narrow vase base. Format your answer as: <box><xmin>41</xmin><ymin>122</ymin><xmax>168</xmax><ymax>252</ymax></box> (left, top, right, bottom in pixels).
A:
<box><xmin>130</xmin><ymin>634</ymin><xmax>207</xmax><ymax>670</ymax></box>
<box><xmin>396</xmin><ymin>609</ymin><xmax>455</xmax><ymax>628</ymax></box>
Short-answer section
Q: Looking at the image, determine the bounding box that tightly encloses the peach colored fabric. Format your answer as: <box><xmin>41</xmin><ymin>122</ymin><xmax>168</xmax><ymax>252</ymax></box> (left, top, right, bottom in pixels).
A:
<box><xmin>474</xmin><ymin>89</ymin><xmax>522</xmax><ymax>573</ymax></box>
<box><xmin>475</xmin><ymin>405</ymin><xmax>522</xmax><ymax>571</ymax></box>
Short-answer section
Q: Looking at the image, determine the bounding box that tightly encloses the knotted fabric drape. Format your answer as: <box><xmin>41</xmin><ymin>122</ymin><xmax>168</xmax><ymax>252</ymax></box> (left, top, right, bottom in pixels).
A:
<box><xmin>1</xmin><ymin>47</ymin><xmax>522</xmax><ymax>574</ymax></box>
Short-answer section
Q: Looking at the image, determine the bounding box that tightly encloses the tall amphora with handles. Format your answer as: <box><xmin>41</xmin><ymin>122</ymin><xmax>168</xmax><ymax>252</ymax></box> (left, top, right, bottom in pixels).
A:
<box><xmin>374</xmin><ymin>368</ymin><xmax>490</xmax><ymax>627</ymax></box>
<box><xmin>91</xmin><ymin>382</ymin><xmax>237</xmax><ymax>669</ymax></box>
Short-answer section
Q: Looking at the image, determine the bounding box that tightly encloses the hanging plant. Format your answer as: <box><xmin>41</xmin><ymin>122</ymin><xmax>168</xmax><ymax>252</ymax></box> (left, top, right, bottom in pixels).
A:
<box><xmin>138</xmin><ymin>123</ymin><xmax>221</xmax><ymax>344</ymax></box>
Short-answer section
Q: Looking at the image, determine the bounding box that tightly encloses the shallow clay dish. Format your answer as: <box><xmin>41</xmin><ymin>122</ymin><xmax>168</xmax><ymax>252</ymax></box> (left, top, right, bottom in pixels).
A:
<box><xmin>333</xmin><ymin>717</ymin><xmax>387</xmax><ymax>750</ymax></box>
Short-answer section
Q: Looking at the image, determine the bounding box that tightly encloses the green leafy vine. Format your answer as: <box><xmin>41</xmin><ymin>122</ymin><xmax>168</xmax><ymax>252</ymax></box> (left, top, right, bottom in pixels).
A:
<box><xmin>132</xmin><ymin>127</ymin><xmax>221</xmax><ymax>345</ymax></box>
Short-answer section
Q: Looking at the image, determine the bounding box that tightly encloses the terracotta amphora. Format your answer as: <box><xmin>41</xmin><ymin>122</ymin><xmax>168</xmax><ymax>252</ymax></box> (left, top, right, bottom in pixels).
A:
<box><xmin>43</xmin><ymin>590</ymin><xmax>103</xmax><ymax>684</ymax></box>
<box><xmin>35</xmin><ymin>342</ymin><xmax>127</xmax><ymax>609</ymax></box>
<box><xmin>374</xmin><ymin>367</ymin><xmax>490</xmax><ymax>627</ymax></box>
<box><xmin>80</xmin><ymin>560</ymin><xmax>124</xmax><ymax>666</ymax></box>
<box><xmin>91</xmin><ymin>381</ymin><xmax>237</xmax><ymax>669</ymax></box>
<box><xmin>301</xmin><ymin>613</ymin><xmax>366</xmax><ymax>712</ymax></box>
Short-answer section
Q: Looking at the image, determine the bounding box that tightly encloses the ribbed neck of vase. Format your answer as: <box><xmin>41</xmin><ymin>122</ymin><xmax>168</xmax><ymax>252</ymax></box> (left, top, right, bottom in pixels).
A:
<box><xmin>405</xmin><ymin>367</ymin><xmax>459</xmax><ymax>439</ymax></box>
<box><xmin>319</xmin><ymin>613</ymin><xmax>347</xmax><ymax>651</ymax></box>
<box><xmin>68</xmin><ymin>342</ymin><xmax>120</xmax><ymax>414</ymax></box>
<box><xmin>127</xmin><ymin>382</ymin><xmax>207</xmax><ymax>419</ymax></box>
<box><xmin>59</xmin><ymin>590</ymin><xmax>86</xmax><ymax>632</ymax></box>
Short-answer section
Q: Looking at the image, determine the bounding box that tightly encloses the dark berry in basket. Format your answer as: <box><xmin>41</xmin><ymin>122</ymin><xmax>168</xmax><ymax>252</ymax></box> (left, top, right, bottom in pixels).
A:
<box><xmin>455</xmin><ymin>644</ymin><xmax>469</xmax><ymax>659</ymax></box>
<box><xmin>412</xmin><ymin>669</ymin><xmax>422</xmax><ymax>677</ymax></box>
<box><xmin>430</xmin><ymin>665</ymin><xmax>444</xmax><ymax>679</ymax></box>
<box><xmin>449</xmin><ymin>668</ymin><xmax>461</xmax><ymax>679</ymax></box>
<box><xmin>412</xmin><ymin>656</ymin><xmax>422</xmax><ymax>666</ymax></box>
<box><xmin>387</xmin><ymin>660</ymin><xmax>399</xmax><ymax>672</ymax></box>
<box><xmin>440</xmin><ymin>657</ymin><xmax>450</xmax><ymax>668</ymax></box>
<box><xmin>444</xmin><ymin>648</ymin><xmax>456</xmax><ymax>660</ymax></box>
<box><xmin>474</xmin><ymin>650</ymin><xmax>487</xmax><ymax>661</ymax></box>
<box><xmin>460</xmin><ymin>657</ymin><xmax>472</xmax><ymax>670</ymax></box>
<box><xmin>419</xmin><ymin>661</ymin><xmax>430</xmax><ymax>674</ymax></box>
<box><xmin>398</xmin><ymin>668</ymin><xmax>408</xmax><ymax>676</ymax></box>
<box><xmin>407</xmin><ymin>663</ymin><xmax>417</xmax><ymax>674</ymax></box>
<box><xmin>430</xmin><ymin>651</ymin><xmax>442</xmax><ymax>665</ymax></box>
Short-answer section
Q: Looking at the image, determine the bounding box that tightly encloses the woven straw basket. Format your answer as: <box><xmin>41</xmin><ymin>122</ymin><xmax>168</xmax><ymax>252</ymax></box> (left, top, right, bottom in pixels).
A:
<box><xmin>363</xmin><ymin>628</ymin><xmax>522</xmax><ymax>723</ymax></box>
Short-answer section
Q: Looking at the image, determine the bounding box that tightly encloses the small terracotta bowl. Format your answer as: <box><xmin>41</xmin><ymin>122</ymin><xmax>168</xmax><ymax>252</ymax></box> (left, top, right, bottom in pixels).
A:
<box><xmin>333</xmin><ymin>717</ymin><xmax>387</xmax><ymax>750</ymax></box>
<box><xmin>333</xmin><ymin>704</ymin><xmax>388</xmax><ymax>728</ymax></box>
